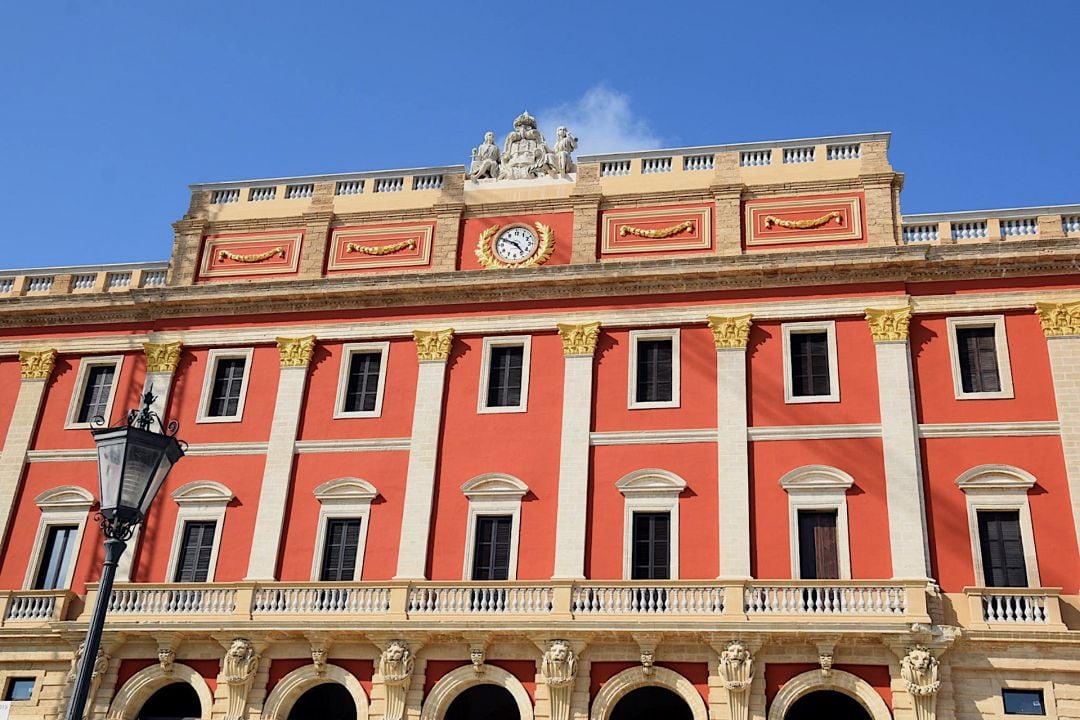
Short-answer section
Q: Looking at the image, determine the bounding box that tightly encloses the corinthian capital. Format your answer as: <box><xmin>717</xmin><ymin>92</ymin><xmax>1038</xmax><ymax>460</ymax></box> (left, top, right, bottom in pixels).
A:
<box><xmin>19</xmin><ymin>349</ymin><xmax>57</xmax><ymax>381</ymax></box>
<box><xmin>865</xmin><ymin>306</ymin><xmax>912</xmax><ymax>342</ymax></box>
<box><xmin>143</xmin><ymin>341</ymin><xmax>182</xmax><ymax>374</ymax></box>
<box><xmin>557</xmin><ymin>322</ymin><xmax>601</xmax><ymax>356</ymax></box>
<box><xmin>277</xmin><ymin>335</ymin><xmax>317</xmax><ymax>368</ymax></box>
<box><xmin>1035</xmin><ymin>300</ymin><xmax>1080</xmax><ymax>338</ymax></box>
<box><xmin>413</xmin><ymin>329</ymin><xmax>454</xmax><ymax>361</ymax></box>
<box><xmin>707</xmin><ymin>314</ymin><xmax>753</xmax><ymax>349</ymax></box>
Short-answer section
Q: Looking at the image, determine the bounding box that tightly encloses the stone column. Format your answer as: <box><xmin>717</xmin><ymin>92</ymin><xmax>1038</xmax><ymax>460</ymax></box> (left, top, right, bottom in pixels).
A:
<box><xmin>1036</xmin><ymin>300</ymin><xmax>1080</xmax><ymax>550</ymax></box>
<box><xmin>394</xmin><ymin>330</ymin><xmax>454</xmax><ymax>579</ymax></box>
<box><xmin>865</xmin><ymin>307</ymin><xmax>931</xmax><ymax>580</ymax></box>
<box><xmin>552</xmin><ymin>322</ymin><xmax>600</xmax><ymax>579</ymax></box>
<box><xmin>0</xmin><ymin>349</ymin><xmax>56</xmax><ymax>549</ymax></box>
<box><xmin>708</xmin><ymin>315</ymin><xmax>753</xmax><ymax>579</ymax></box>
<box><xmin>245</xmin><ymin>336</ymin><xmax>316</xmax><ymax>580</ymax></box>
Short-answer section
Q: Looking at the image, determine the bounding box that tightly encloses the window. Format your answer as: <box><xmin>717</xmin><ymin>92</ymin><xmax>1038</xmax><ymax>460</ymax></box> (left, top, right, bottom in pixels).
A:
<box><xmin>947</xmin><ymin>316</ymin><xmax>1014</xmax><ymax>399</ymax></box>
<box><xmin>782</xmin><ymin>322</ymin><xmax>839</xmax><ymax>403</ymax></box>
<box><xmin>797</xmin><ymin>510</ymin><xmax>840</xmax><ymax>580</ymax></box>
<box><xmin>64</xmin><ymin>356</ymin><xmax>123</xmax><ymax>428</ymax></box>
<box><xmin>174</xmin><ymin>521</ymin><xmax>216</xmax><ymax>583</ymax></box>
<box><xmin>978</xmin><ymin>511</ymin><xmax>1028</xmax><ymax>588</ymax></box>
<box><xmin>1003</xmin><ymin>690</ymin><xmax>1046</xmax><ymax>716</ymax></box>
<box><xmin>4</xmin><ymin>678</ymin><xmax>35</xmax><ymax>702</ymax></box>
<box><xmin>471</xmin><ymin>515</ymin><xmax>513</xmax><ymax>581</ymax></box>
<box><xmin>334</xmin><ymin>343</ymin><xmax>389</xmax><ymax>418</ymax></box>
<box><xmin>628</xmin><ymin>329</ymin><xmax>680</xmax><ymax>409</ymax></box>
<box><xmin>320</xmin><ymin>518</ymin><xmax>363</xmax><ymax>581</ymax></box>
<box><xmin>196</xmin><ymin>348</ymin><xmax>253</xmax><ymax>423</ymax></box>
<box><xmin>33</xmin><ymin>525</ymin><xmax>78</xmax><ymax>590</ymax></box>
<box><xmin>477</xmin><ymin>336</ymin><xmax>531</xmax><ymax>413</ymax></box>
<box><xmin>631</xmin><ymin>512</ymin><xmax>670</xmax><ymax>580</ymax></box>
<box><xmin>956</xmin><ymin>464</ymin><xmax>1040</xmax><ymax>588</ymax></box>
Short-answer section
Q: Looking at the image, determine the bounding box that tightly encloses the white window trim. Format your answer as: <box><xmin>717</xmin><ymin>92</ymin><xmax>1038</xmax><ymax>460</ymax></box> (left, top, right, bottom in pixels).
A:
<box><xmin>946</xmin><ymin>315</ymin><xmax>1015</xmax><ymax>400</ymax></box>
<box><xmin>615</xmin><ymin>469</ymin><xmax>687</xmax><ymax>579</ymax></box>
<box><xmin>782</xmin><ymin>321</ymin><xmax>840</xmax><ymax>404</ymax></box>
<box><xmin>310</xmin><ymin>477</ymin><xmax>379</xmax><ymax>581</ymax></box>
<box><xmin>64</xmin><ymin>355</ymin><xmax>124</xmax><ymax>429</ymax></box>
<box><xmin>333</xmin><ymin>342</ymin><xmax>390</xmax><ymax>419</ymax></box>
<box><xmin>956</xmin><ymin>464</ymin><xmax>1040</xmax><ymax>588</ymax></box>
<box><xmin>165</xmin><ymin>481</ymin><xmax>234</xmax><ymax>583</ymax></box>
<box><xmin>23</xmin><ymin>486</ymin><xmax>94</xmax><ymax>590</ymax></box>
<box><xmin>195</xmin><ymin>348</ymin><xmax>254</xmax><ymax>424</ymax></box>
<box><xmin>461</xmin><ymin>474</ymin><xmax>529</xmax><ymax>580</ymax></box>
<box><xmin>779</xmin><ymin>465</ymin><xmax>854</xmax><ymax>579</ymax></box>
<box><xmin>628</xmin><ymin>329</ymin><xmax>681</xmax><ymax>409</ymax></box>
<box><xmin>477</xmin><ymin>336</ymin><xmax>532</xmax><ymax>414</ymax></box>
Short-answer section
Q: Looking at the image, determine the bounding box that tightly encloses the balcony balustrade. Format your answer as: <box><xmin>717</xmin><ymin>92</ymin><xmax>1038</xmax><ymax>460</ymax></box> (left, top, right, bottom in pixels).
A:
<box><xmin>964</xmin><ymin>587</ymin><xmax>1066</xmax><ymax>630</ymax></box>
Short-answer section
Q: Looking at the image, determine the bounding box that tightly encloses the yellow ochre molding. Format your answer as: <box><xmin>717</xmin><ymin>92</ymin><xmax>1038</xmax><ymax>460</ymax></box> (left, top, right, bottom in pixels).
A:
<box><xmin>413</xmin><ymin>329</ymin><xmax>454</xmax><ymax>361</ymax></box>
<box><xmin>707</xmin><ymin>314</ymin><xmax>753</xmax><ymax>349</ymax></box>
<box><xmin>277</xmin><ymin>335</ymin><xmax>317</xmax><ymax>368</ymax></box>
<box><xmin>865</xmin><ymin>306</ymin><xmax>912</xmax><ymax>342</ymax></box>
<box><xmin>218</xmin><ymin>247</ymin><xmax>285</xmax><ymax>263</ymax></box>
<box><xmin>764</xmin><ymin>211</ymin><xmax>842</xmax><ymax>230</ymax></box>
<box><xmin>557</xmin><ymin>322</ymin><xmax>601</xmax><ymax>356</ymax></box>
<box><xmin>19</xmin><ymin>348</ymin><xmax>57</xmax><ymax>380</ymax></box>
<box><xmin>1035</xmin><ymin>300</ymin><xmax>1080</xmax><ymax>337</ymax></box>
<box><xmin>346</xmin><ymin>240</ymin><xmax>416</xmax><ymax>256</ymax></box>
<box><xmin>618</xmin><ymin>221</ymin><xmax>694</xmax><ymax>239</ymax></box>
<box><xmin>143</xmin><ymin>341</ymin><xmax>182</xmax><ymax>374</ymax></box>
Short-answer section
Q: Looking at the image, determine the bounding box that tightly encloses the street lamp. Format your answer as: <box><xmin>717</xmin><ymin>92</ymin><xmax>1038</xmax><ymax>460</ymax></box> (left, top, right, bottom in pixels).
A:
<box><xmin>65</xmin><ymin>389</ymin><xmax>185</xmax><ymax>720</ymax></box>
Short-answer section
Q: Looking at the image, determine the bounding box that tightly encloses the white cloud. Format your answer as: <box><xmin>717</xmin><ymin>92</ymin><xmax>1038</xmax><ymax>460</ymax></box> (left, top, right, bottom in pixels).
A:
<box><xmin>540</xmin><ymin>85</ymin><xmax>663</xmax><ymax>155</ymax></box>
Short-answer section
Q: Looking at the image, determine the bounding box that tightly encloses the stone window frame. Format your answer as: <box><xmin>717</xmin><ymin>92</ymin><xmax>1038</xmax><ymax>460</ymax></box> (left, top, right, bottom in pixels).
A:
<box><xmin>477</xmin><ymin>335</ymin><xmax>532</xmax><ymax>414</ymax></box>
<box><xmin>998</xmin><ymin>681</ymin><xmax>1057</xmax><ymax>719</ymax></box>
<box><xmin>615</xmin><ymin>469</ymin><xmax>687</xmax><ymax>579</ymax></box>
<box><xmin>0</xmin><ymin>671</ymin><xmax>43</xmax><ymax>705</ymax></box>
<box><xmin>779</xmin><ymin>465</ymin><xmax>854</xmax><ymax>579</ymax></box>
<box><xmin>333</xmin><ymin>342</ymin><xmax>391</xmax><ymax>419</ymax></box>
<box><xmin>63</xmin><ymin>355</ymin><xmax>124</xmax><ymax>429</ymax></box>
<box><xmin>956</xmin><ymin>464</ymin><xmax>1041</xmax><ymax>588</ymax></box>
<box><xmin>164</xmin><ymin>480</ymin><xmax>234</xmax><ymax>583</ymax></box>
<box><xmin>195</xmin><ymin>347</ymin><xmax>254</xmax><ymax>424</ymax></box>
<box><xmin>627</xmin><ymin>328</ymin><xmax>682</xmax><ymax>410</ymax></box>
<box><xmin>23</xmin><ymin>486</ymin><xmax>94</xmax><ymax>590</ymax></box>
<box><xmin>946</xmin><ymin>315</ymin><xmax>1015</xmax><ymax>400</ymax></box>
<box><xmin>781</xmin><ymin>320</ymin><xmax>840</xmax><ymax>404</ymax></box>
<box><xmin>460</xmin><ymin>473</ymin><xmax>529</xmax><ymax>580</ymax></box>
<box><xmin>310</xmin><ymin>477</ymin><xmax>379</xmax><ymax>581</ymax></box>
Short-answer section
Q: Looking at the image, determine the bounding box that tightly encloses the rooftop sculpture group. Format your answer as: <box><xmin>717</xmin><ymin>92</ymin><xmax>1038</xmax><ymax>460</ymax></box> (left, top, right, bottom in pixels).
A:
<box><xmin>469</xmin><ymin>111</ymin><xmax>577</xmax><ymax>181</ymax></box>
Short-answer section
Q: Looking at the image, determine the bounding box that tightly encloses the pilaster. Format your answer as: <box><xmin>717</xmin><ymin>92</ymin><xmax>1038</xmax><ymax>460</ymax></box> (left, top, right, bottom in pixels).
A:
<box><xmin>711</xmin><ymin>181</ymin><xmax>745</xmax><ymax>256</ymax></box>
<box><xmin>432</xmin><ymin>174</ymin><xmax>465</xmax><ymax>273</ymax></box>
<box><xmin>861</xmin><ymin>173</ymin><xmax>904</xmax><ymax>247</ymax></box>
<box><xmin>552</xmin><ymin>322</ymin><xmax>601</xmax><ymax>579</ymax></box>
<box><xmin>570</xmin><ymin>163</ymin><xmax>602</xmax><ymax>265</ymax></box>
<box><xmin>169</xmin><ymin>218</ymin><xmax>209</xmax><ymax>286</ymax></box>
<box><xmin>298</xmin><ymin>209</ymin><xmax>334</xmax><ymax>280</ymax></box>
<box><xmin>245</xmin><ymin>336</ymin><xmax>316</xmax><ymax>580</ymax></box>
<box><xmin>394</xmin><ymin>330</ymin><xmax>454</xmax><ymax>579</ymax></box>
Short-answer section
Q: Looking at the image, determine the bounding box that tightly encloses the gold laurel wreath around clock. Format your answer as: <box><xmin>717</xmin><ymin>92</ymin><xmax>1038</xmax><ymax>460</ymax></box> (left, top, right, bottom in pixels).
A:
<box><xmin>475</xmin><ymin>222</ymin><xmax>555</xmax><ymax>269</ymax></box>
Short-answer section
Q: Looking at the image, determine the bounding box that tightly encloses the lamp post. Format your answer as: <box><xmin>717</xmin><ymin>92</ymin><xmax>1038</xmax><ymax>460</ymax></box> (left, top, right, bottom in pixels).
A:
<box><xmin>65</xmin><ymin>390</ymin><xmax>185</xmax><ymax>720</ymax></box>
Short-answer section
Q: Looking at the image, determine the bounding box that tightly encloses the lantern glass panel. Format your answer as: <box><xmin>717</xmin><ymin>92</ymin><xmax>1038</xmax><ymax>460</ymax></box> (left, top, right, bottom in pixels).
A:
<box><xmin>140</xmin><ymin>441</ymin><xmax>181</xmax><ymax>517</ymax></box>
<box><xmin>120</xmin><ymin>435</ymin><xmax>165</xmax><ymax>514</ymax></box>
<box><xmin>94</xmin><ymin>433</ymin><xmax>126</xmax><ymax>516</ymax></box>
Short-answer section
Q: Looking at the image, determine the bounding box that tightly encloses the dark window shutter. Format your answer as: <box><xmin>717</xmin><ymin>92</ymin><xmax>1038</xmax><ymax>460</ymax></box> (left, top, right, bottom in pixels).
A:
<box><xmin>798</xmin><ymin>511</ymin><xmax>839</xmax><ymax>579</ymax></box>
<box><xmin>344</xmin><ymin>353</ymin><xmax>382</xmax><ymax>413</ymax></box>
<box><xmin>957</xmin><ymin>327</ymin><xmax>1001</xmax><ymax>393</ymax></box>
<box><xmin>790</xmin><ymin>332</ymin><xmax>831</xmax><ymax>397</ymax></box>
<box><xmin>175</xmin><ymin>521</ymin><xmax>217</xmax><ymax>582</ymax></box>
<box><xmin>471</xmin><ymin>516</ymin><xmax>513</xmax><ymax>580</ymax></box>
<box><xmin>487</xmin><ymin>346</ymin><xmax>524</xmax><ymax>408</ymax></box>
<box><xmin>978</xmin><ymin>511</ymin><xmax>1028</xmax><ymax>587</ymax></box>
<box><xmin>33</xmin><ymin>525</ymin><xmax>78</xmax><ymax>590</ymax></box>
<box><xmin>77</xmin><ymin>365</ymin><xmax>116</xmax><ymax>423</ymax></box>
<box><xmin>631</xmin><ymin>512</ymin><xmax>671</xmax><ymax>580</ymax></box>
<box><xmin>636</xmin><ymin>339</ymin><xmax>673</xmax><ymax>403</ymax></box>
<box><xmin>209</xmin><ymin>358</ymin><xmax>246</xmax><ymax>417</ymax></box>
<box><xmin>320</xmin><ymin>518</ymin><xmax>362</xmax><ymax>581</ymax></box>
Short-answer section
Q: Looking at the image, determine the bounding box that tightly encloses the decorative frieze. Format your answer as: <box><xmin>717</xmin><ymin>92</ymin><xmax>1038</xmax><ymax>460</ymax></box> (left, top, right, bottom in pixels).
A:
<box><xmin>413</xmin><ymin>329</ymin><xmax>454</xmax><ymax>361</ymax></box>
<box><xmin>1036</xmin><ymin>300</ymin><xmax>1080</xmax><ymax>337</ymax></box>
<box><xmin>143</xmin><ymin>341</ymin><xmax>182</xmax><ymax>374</ymax></box>
<box><xmin>901</xmin><ymin>646</ymin><xmax>940</xmax><ymax>720</ymax></box>
<box><xmin>718</xmin><ymin>641</ymin><xmax>753</xmax><ymax>720</ymax></box>
<box><xmin>276</xmin><ymin>335</ymin><xmax>316</xmax><ymax>368</ymax></box>
<box><xmin>542</xmin><ymin>640</ymin><xmax>578</xmax><ymax>720</ymax></box>
<box><xmin>557</xmin><ymin>321</ymin><xmax>601</xmax><ymax>356</ymax></box>
<box><xmin>379</xmin><ymin>641</ymin><xmax>414</xmax><ymax>720</ymax></box>
<box><xmin>19</xmin><ymin>348</ymin><xmax>56</xmax><ymax>380</ymax></box>
<box><xmin>221</xmin><ymin>638</ymin><xmax>259</xmax><ymax>720</ymax></box>
<box><xmin>865</xmin><ymin>306</ymin><xmax>912</xmax><ymax>342</ymax></box>
<box><xmin>707</xmin><ymin>314</ymin><xmax>753</xmax><ymax>349</ymax></box>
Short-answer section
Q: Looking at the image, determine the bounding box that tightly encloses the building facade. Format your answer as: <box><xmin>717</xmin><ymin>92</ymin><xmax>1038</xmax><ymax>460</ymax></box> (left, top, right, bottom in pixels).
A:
<box><xmin>0</xmin><ymin>119</ymin><xmax>1079</xmax><ymax>720</ymax></box>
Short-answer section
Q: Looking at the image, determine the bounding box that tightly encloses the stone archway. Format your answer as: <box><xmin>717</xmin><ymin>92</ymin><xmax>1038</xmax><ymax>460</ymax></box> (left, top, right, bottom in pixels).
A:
<box><xmin>590</xmin><ymin>666</ymin><xmax>707</xmax><ymax>720</ymax></box>
<box><xmin>261</xmin><ymin>664</ymin><xmax>369</xmax><ymax>720</ymax></box>
<box><xmin>420</xmin><ymin>664</ymin><xmax>534</xmax><ymax>720</ymax></box>
<box><xmin>106</xmin><ymin>663</ymin><xmax>214</xmax><ymax>720</ymax></box>
<box><xmin>767</xmin><ymin>669</ymin><xmax>892</xmax><ymax>720</ymax></box>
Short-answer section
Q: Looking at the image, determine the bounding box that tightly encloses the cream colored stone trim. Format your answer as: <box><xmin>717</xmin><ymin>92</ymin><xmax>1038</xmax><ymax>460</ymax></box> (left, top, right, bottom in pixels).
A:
<box><xmin>262</xmin><ymin>663</ymin><xmax>370</xmax><ymax>720</ymax></box>
<box><xmin>165</xmin><ymin>481</ymin><xmax>234</xmax><ymax>583</ymax></box>
<box><xmin>311</xmin><ymin>478</ymin><xmax>378</xmax><ymax>581</ymax></box>
<box><xmin>781</xmin><ymin>321</ymin><xmax>839</xmax><ymax>404</ymax></box>
<box><xmin>294</xmin><ymin>438</ymin><xmax>411</xmax><ymax>453</ymax></box>
<box><xmin>333</xmin><ymin>342</ymin><xmax>390</xmax><ymax>419</ymax></box>
<box><xmin>26</xmin><ymin>438</ymin><xmax>410</xmax><ymax>462</ymax></box>
<box><xmin>918</xmin><ymin>421</ymin><xmax>1059</xmax><ymax>438</ymax></box>
<box><xmin>1044</xmin><ymin>332</ymin><xmax>1080</xmax><ymax>554</ymax></box>
<box><xmin>105</xmin><ymin>663</ymin><xmax>214</xmax><ymax>720</ymax></box>
<box><xmin>628</xmin><ymin>328</ymin><xmax>680</xmax><ymax>409</ymax></box>
<box><xmin>23</xmin><ymin>486</ymin><xmax>94</xmax><ymax>590</ymax></box>
<box><xmin>477</xmin><ymin>336</ymin><xmax>532</xmax><ymax>414</ymax></box>
<box><xmin>591</xmin><ymin>429</ymin><xmax>716</xmax><ymax>445</ymax></box>
<box><xmin>957</xmin><ymin>464</ymin><xmax>1041</xmax><ymax>588</ymax></box>
<box><xmin>716</xmin><ymin>344</ymin><xmax>751</xmax><ymax>578</ymax></box>
<box><xmin>780</xmin><ymin>466</ymin><xmax>854</xmax><ymax>579</ymax></box>
<box><xmin>63</xmin><ymin>355</ymin><xmax>124</xmax><ymax>429</ymax></box>
<box><xmin>195</xmin><ymin>348</ymin><xmax>254</xmax><ymax>424</ymax></box>
<box><xmin>766</xmin><ymin>669</ymin><xmax>891</xmax><ymax>720</ymax></box>
<box><xmin>552</xmin><ymin>352</ymin><xmax>596</xmax><ymax>579</ymax></box>
<box><xmin>460</xmin><ymin>474</ymin><xmax>528</xmax><ymax>580</ymax></box>
<box><xmin>749</xmin><ymin>424</ymin><xmax>882</xmax><ymax>441</ymax></box>
<box><xmin>420</xmin><ymin>664</ymin><xmax>533</xmax><ymax>720</ymax></box>
<box><xmin>617</xmin><ymin>469</ymin><xmax>687</xmax><ymax>579</ymax></box>
<box><xmin>946</xmin><ymin>315</ymin><xmax>1014</xmax><ymax>400</ymax></box>
<box><xmin>0</xmin><ymin>377</ymin><xmax>51</xmax><ymax>555</ymax></box>
<box><xmin>590</xmin><ymin>665</ymin><xmax>708</xmax><ymax>720</ymax></box>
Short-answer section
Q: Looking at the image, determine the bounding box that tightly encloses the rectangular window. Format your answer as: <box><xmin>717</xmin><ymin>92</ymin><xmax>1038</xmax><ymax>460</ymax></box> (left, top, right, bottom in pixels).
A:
<box><xmin>174</xmin><ymin>521</ymin><xmax>217</xmax><ymax>583</ymax></box>
<box><xmin>631</xmin><ymin>512</ymin><xmax>671</xmax><ymax>580</ymax></box>
<box><xmin>344</xmin><ymin>353</ymin><xmax>382</xmax><ymax>413</ymax></box>
<box><xmin>636</xmin><ymin>339</ymin><xmax>673</xmax><ymax>404</ymax></box>
<box><xmin>956</xmin><ymin>326</ymin><xmax>1001</xmax><ymax>393</ymax></box>
<box><xmin>33</xmin><ymin>525</ymin><xmax>78</xmax><ymax>590</ymax></box>
<box><xmin>208</xmin><ymin>358</ymin><xmax>246</xmax><ymax>417</ymax></box>
<box><xmin>977</xmin><ymin>510</ymin><xmax>1028</xmax><ymax>588</ymax></box>
<box><xmin>486</xmin><ymin>346</ymin><xmax>524</xmax><ymax>408</ymax></box>
<box><xmin>3</xmin><ymin>678</ymin><xmax>35</xmax><ymax>702</ymax></box>
<box><xmin>798</xmin><ymin>510</ymin><xmax>839</xmax><ymax>580</ymax></box>
<box><xmin>1003</xmin><ymin>690</ymin><xmax>1046</xmax><ymax>716</ymax></box>
<box><xmin>790</xmin><ymin>332</ymin><xmax>831</xmax><ymax>398</ymax></box>
<box><xmin>320</xmin><ymin>518</ymin><xmax>362</xmax><ymax>581</ymax></box>
<box><xmin>76</xmin><ymin>365</ymin><xmax>117</xmax><ymax>424</ymax></box>
<box><xmin>471</xmin><ymin>515</ymin><xmax>513</xmax><ymax>581</ymax></box>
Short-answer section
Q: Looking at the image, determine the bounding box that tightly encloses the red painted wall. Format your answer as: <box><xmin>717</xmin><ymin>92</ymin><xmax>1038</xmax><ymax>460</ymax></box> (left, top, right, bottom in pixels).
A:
<box><xmin>765</xmin><ymin>663</ymin><xmax>891</xmax><ymax>709</ymax></box>
<box><xmin>0</xmin><ymin>359</ymin><xmax>24</xmax><ymax>445</ymax></box>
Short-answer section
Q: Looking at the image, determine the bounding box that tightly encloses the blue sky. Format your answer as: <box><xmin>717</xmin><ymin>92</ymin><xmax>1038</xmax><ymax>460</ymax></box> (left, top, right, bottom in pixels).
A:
<box><xmin>1</xmin><ymin>1</ymin><xmax>1077</xmax><ymax>269</ymax></box>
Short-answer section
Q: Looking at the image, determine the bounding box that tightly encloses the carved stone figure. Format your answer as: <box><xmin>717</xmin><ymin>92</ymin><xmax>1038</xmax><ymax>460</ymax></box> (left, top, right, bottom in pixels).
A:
<box><xmin>67</xmin><ymin>644</ymin><xmax>110</xmax><ymax>720</ymax></box>
<box><xmin>901</xmin><ymin>646</ymin><xmax>941</xmax><ymax>720</ymax></box>
<box><xmin>311</xmin><ymin>646</ymin><xmax>328</xmax><ymax>675</ymax></box>
<box><xmin>819</xmin><ymin>652</ymin><xmax>834</xmax><ymax>677</ymax></box>
<box><xmin>718</xmin><ymin>641</ymin><xmax>753</xmax><ymax>720</ymax></box>
<box><xmin>380</xmin><ymin>641</ymin><xmax>414</xmax><ymax>720</ymax></box>
<box><xmin>222</xmin><ymin>639</ymin><xmax>258</xmax><ymax>720</ymax></box>
<box><xmin>552</xmin><ymin>126</ymin><xmax>578</xmax><ymax>175</ymax></box>
<box><xmin>469</xmin><ymin>131</ymin><xmax>501</xmax><ymax>180</ymax></box>
<box><xmin>158</xmin><ymin>647</ymin><xmax>175</xmax><ymax>675</ymax></box>
<box><xmin>543</xmin><ymin>640</ymin><xmax>577</xmax><ymax>720</ymax></box>
<box><xmin>494</xmin><ymin>111</ymin><xmax>575</xmax><ymax>181</ymax></box>
<box><xmin>640</xmin><ymin>650</ymin><xmax>655</xmax><ymax>676</ymax></box>
<box><xmin>470</xmin><ymin>646</ymin><xmax>486</xmax><ymax>673</ymax></box>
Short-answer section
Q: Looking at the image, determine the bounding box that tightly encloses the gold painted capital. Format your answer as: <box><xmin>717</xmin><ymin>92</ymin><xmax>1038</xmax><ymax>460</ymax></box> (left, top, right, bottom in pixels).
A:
<box><xmin>143</xmin><ymin>341</ymin><xmax>182</xmax><ymax>374</ymax></box>
<box><xmin>1035</xmin><ymin>300</ymin><xmax>1080</xmax><ymax>338</ymax></box>
<box><xmin>277</xmin><ymin>335</ymin><xmax>317</xmax><ymax>368</ymax></box>
<box><xmin>865</xmin><ymin>306</ymin><xmax>912</xmax><ymax>342</ymax></box>
<box><xmin>557</xmin><ymin>322</ymin><xmax>601</xmax><ymax>356</ymax></box>
<box><xmin>413</xmin><ymin>329</ymin><xmax>454</xmax><ymax>361</ymax></box>
<box><xmin>707</xmin><ymin>314</ymin><xmax>753</xmax><ymax>349</ymax></box>
<box><xmin>19</xmin><ymin>349</ymin><xmax>57</xmax><ymax>381</ymax></box>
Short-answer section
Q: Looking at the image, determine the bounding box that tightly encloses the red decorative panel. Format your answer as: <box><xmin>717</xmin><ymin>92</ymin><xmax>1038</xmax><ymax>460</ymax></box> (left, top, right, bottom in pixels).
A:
<box><xmin>199</xmin><ymin>231</ymin><xmax>303</xmax><ymax>279</ymax></box>
<box><xmin>601</xmin><ymin>205</ymin><xmax>712</xmax><ymax>256</ymax></box>
<box><xmin>744</xmin><ymin>194</ymin><xmax>863</xmax><ymax>247</ymax></box>
<box><xmin>327</xmin><ymin>222</ymin><xmax>435</xmax><ymax>273</ymax></box>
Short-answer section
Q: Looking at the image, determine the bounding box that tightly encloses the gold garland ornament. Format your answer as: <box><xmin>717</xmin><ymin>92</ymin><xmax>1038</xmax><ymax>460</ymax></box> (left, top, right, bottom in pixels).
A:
<box><xmin>346</xmin><ymin>239</ymin><xmax>416</xmax><ymax>255</ymax></box>
<box><xmin>618</xmin><ymin>221</ymin><xmax>694</xmax><ymax>238</ymax></box>
<box><xmin>764</xmin><ymin>211</ymin><xmax>842</xmax><ymax>230</ymax></box>
<box><xmin>218</xmin><ymin>247</ymin><xmax>285</xmax><ymax>263</ymax></box>
<box><xmin>475</xmin><ymin>222</ymin><xmax>555</xmax><ymax>269</ymax></box>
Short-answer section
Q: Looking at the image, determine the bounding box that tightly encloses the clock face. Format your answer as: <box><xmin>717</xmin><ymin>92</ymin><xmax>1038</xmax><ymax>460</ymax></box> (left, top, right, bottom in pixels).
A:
<box><xmin>494</xmin><ymin>225</ymin><xmax>538</xmax><ymax>263</ymax></box>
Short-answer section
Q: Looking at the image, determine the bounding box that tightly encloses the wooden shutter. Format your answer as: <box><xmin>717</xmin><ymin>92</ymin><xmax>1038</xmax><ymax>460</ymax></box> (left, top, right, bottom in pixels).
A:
<box><xmin>636</xmin><ymin>339</ymin><xmax>673</xmax><ymax>403</ymax></box>
<box><xmin>631</xmin><ymin>512</ymin><xmax>671</xmax><ymax>580</ymax></box>
<box><xmin>486</xmin><ymin>346</ymin><xmax>523</xmax><ymax>408</ymax></box>
<box><xmin>210</xmin><ymin>359</ymin><xmax>246</xmax><ymax>417</ymax></box>
<box><xmin>790</xmin><ymin>333</ymin><xmax>831</xmax><ymax>397</ymax></box>
<box><xmin>471</xmin><ymin>516</ymin><xmax>512</xmax><ymax>580</ymax></box>
<box><xmin>957</xmin><ymin>327</ymin><xmax>1001</xmax><ymax>393</ymax></box>
<box><xmin>33</xmin><ymin>525</ymin><xmax>78</xmax><ymax>590</ymax></box>
<box><xmin>977</xmin><ymin>511</ymin><xmax>1028</xmax><ymax>587</ymax></box>
<box><xmin>798</xmin><ymin>511</ymin><xmax>839</xmax><ymax>579</ymax></box>
<box><xmin>344</xmin><ymin>353</ymin><xmax>382</xmax><ymax>413</ymax></box>
<box><xmin>320</xmin><ymin>518</ymin><xmax>362</xmax><ymax>581</ymax></box>
<box><xmin>174</xmin><ymin>521</ymin><xmax>216</xmax><ymax>582</ymax></box>
<box><xmin>77</xmin><ymin>365</ymin><xmax>116</xmax><ymax>423</ymax></box>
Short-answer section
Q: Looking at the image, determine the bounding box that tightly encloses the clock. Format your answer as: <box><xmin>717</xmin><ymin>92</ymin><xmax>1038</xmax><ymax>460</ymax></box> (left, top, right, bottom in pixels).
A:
<box><xmin>493</xmin><ymin>225</ymin><xmax>539</xmax><ymax>263</ymax></box>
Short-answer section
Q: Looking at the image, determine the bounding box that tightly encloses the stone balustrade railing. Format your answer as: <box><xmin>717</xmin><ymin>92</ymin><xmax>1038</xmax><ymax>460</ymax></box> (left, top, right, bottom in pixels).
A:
<box><xmin>964</xmin><ymin>586</ymin><xmax>1065</xmax><ymax>629</ymax></box>
<box><xmin>0</xmin><ymin>261</ymin><xmax>168</xmax><ymax>299</ymax></box>
<box><xmin>0</xmin><ymin>589</ymin><xmax>75</xmax><ymax>624</ymax></box>
<box><xmin>901</xmin><ymin>204</ymin><xmax>1080</xmax><ymax>245</ymax></box>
